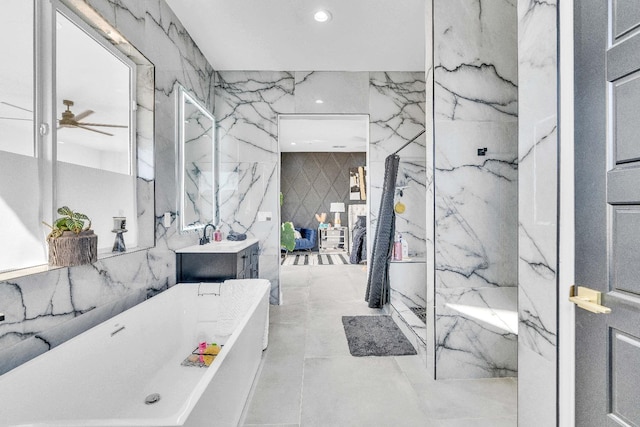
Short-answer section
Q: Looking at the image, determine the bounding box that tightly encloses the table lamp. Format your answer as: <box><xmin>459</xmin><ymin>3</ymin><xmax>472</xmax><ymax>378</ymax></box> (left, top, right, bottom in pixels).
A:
<box><xmin>330</xmin><ymin>202</ymin><xmax>345</xmax><ymax>226</ymax></box>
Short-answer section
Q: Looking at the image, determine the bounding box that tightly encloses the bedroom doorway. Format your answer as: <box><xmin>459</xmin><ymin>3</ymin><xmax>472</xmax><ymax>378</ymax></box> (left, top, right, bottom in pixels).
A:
<box><xmin>278</xmin><ymin>114</ymin><xmax>370</xmax><ymax>268</ymax></box>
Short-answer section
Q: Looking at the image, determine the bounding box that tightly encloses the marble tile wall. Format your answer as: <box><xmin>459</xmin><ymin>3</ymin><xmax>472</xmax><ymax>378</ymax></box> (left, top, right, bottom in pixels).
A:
<box><xmin>369</xmin><ymin>72</ymin><xmax>427</xmax><ymax>318</ymax></box>
<box><xmin>216</xmin><ymin>71</ymin><xmax>427</xmax><ymax>306</ymax></box>
<box><xmin>433</xmin><ymin>0</ymin><xmax>519</xmax><ymax>379</ymax></box>
<box><xmin>215</xmin><ymin>71</ymin><xmax>295</xmax><ymax>304</ymax></box>
<box><xmin>517</xmin><ymin>0</ymin><xmax>558</xmax><ymax>424</ymax></box>
<box><xmin>0</xmin><ymin>0</ymin><xmax>214</xmax><ymax>375</ymax></box>
<box><xmin>0</xmin><ymin>9</ymin><xmax>427</xmax><ymax>374</ymax></box>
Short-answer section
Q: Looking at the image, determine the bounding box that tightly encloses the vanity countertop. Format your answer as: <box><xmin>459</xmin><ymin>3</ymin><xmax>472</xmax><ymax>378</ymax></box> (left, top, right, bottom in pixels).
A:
<box><xmin>176</xmin><ymin>238</ymin><xmax>259</xmax><ymax>254</ymax></box>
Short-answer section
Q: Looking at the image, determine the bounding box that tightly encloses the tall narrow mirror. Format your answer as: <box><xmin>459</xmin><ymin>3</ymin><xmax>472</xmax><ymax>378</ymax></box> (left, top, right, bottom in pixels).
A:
<box><xmin>178</xmin><ymin>86</ymin><xmax>215</xmax><ymax>232</ymax></box>
<box><xmin>55</xmin><ymin>6</ymin><xmax>138</xmax><ymax>253</ymax></box>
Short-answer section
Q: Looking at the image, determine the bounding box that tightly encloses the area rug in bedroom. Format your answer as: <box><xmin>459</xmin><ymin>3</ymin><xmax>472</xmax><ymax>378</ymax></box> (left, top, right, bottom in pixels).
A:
<box><xmin>281</xmin><ymin>252</ymin><xmax>349</xmax><ymax>266</ymax></box>
<box><xmin>342</xmin><ymin>315</ymin><xmax>417</xmax><ymax>357</ymax></box>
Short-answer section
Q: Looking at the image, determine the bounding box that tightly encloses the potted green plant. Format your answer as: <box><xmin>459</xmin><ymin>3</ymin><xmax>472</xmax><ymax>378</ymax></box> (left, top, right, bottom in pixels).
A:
<box><xmin>43</xmin><ymin>206</ymin><xmax>98</xmax><ymax>267</ymax></box>
<box><xmin>281</xmin><ymin>221</ymin><xmax>295</xmax><ymax>252</ymax></box>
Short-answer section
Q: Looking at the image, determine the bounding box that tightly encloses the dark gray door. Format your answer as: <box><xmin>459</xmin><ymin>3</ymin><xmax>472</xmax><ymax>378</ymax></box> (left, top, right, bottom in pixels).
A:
<box><xmin>575</xmin><ymin>0</ymin><xmax>640</xmax><ymax>425</ymax></box>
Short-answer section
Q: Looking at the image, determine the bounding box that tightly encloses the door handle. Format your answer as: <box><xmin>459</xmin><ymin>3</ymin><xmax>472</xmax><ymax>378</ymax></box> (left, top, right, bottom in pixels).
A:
<box><xmin>569</xmin><ymin>285</ymin><xmax>612</xmax><ymax>314</ymax></box>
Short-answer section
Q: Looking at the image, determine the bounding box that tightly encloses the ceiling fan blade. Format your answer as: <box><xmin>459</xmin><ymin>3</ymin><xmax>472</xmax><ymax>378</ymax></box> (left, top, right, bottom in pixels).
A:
<box><xmin>78</xmin><ymin>122</ymin><xmax>128</xmax><ymax>128</ymax></box>
<box><xmin>75</xmin><ymin>124</ymin><xmax>114</xmax><ymax>136</ymax></box>
<box><xmin>1</xmin><ymin>101</ymin><xmax>33</xmax><ymax>113</ymax></box>
<box><xmin>0</xmin><ymin>116</ymin><xmax>32</xmax><ymax>121</ymax></box>
<box><xmin>73</xmin><ymin>110</ymin><xmax>94</xmax><ymax>121</ymax></box>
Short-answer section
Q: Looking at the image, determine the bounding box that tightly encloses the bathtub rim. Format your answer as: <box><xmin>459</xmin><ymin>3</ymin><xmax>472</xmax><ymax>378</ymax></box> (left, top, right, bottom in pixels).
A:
<box><xmin>0</xmin><ymin>279</ymin><xmax>271</xmax><ymax>427</ymax></box>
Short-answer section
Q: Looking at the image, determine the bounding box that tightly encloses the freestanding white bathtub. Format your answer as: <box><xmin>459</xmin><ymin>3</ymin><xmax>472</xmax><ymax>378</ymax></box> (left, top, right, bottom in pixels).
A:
<box><xmin>0</xmin><ymin>279</ymin><xmax>270</xmax><ymax>427</ymax></box>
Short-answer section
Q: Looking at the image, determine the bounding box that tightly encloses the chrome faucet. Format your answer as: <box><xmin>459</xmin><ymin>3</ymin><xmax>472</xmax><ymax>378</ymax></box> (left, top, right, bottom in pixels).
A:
<box><xmin>200</xmin><ymin>224</ymin><xmax>216</xmax><ymax>245</ymax></box>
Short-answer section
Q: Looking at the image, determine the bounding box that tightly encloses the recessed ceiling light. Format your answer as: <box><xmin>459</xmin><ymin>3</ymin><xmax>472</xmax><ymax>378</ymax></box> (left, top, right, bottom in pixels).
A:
<box><xmin>314</xmin><ymin>10</ymin><xmax>332</xmax><ymax>23</ymax></box>
<box><xmin>315</xmin><ymin>99</ymin><xmax>324</xmax><ymax>104</ymax></box>
<box><xmin>291</xmin><ymin>142</ymin><xmax>297</xmax><ymax>145</ymax></box>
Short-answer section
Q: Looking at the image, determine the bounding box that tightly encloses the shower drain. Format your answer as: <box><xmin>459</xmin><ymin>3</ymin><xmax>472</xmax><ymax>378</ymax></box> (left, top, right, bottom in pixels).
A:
<box><xmin>145</xmin><ymin>393</ymin><xmax>161</xmax><ymax>405</ymax></box>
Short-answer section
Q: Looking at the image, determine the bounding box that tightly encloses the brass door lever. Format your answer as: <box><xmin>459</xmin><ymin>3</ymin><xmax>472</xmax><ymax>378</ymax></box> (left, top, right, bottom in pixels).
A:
<box><xmin>569</xmin><ymin>286</ymin><xmax>611</xmax><ymax>314</ymax></box>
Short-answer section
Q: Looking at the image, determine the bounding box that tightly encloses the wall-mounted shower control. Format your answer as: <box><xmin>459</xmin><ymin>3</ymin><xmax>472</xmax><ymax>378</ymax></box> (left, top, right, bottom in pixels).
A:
<box><xmin>0</xmin><ymin>313</ymin><xmax>5</xmax><ymax>322</ymax></box>
<box><xmin>477</xmin><ymin>147</ymin><xmax>487</xmax><ymax>156</ymax></box>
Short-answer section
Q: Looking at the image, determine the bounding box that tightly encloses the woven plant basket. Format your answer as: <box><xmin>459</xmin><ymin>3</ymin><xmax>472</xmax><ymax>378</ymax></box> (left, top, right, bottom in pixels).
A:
<box><xmin>47</xmin><ymin>230</ymin><xmax>98</xmax><ymax>267</ymax></box>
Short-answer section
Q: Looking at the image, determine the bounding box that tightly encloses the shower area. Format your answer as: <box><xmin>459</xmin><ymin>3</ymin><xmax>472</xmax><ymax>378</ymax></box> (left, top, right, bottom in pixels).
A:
<box><xmin>368</xmin><ymin>74</ymin><xmax>429</xmax><ymax>359</ymax></box>
<box><xmin>388</xmin><ymin>0</ymin><xmax>519</xmax><ymax>381</ymax></box>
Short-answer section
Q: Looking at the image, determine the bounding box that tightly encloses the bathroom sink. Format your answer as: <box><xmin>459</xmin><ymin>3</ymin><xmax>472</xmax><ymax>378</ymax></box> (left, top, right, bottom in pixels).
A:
<box><xmin>176</xmin><ymin>238</ymin><xmax>259</xmax><ymax>254</ymax></box>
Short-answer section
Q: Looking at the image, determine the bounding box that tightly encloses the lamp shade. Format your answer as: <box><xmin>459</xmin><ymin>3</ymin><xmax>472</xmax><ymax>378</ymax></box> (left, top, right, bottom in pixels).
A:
<box><xmin>330</xmin><ymin>202</ymin><xmax>345</xmax><ymax>213</ymax></box>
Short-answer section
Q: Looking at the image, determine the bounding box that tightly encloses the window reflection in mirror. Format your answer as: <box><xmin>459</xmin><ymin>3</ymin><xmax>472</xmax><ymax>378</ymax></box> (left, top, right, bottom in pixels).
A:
<box><xmin>56</xmin><ymin>11</ymin><xmax>131</xmax><ymax>174</ymax></box>
<box><xmin>55</xmin><ymin>8</ymin><xmax>138</xmax><ymax>252</ymax></box>
<box><xmin>178</xmin><ymin>87</ymin><xmax>215</xmax><ymax>232</ymax></box>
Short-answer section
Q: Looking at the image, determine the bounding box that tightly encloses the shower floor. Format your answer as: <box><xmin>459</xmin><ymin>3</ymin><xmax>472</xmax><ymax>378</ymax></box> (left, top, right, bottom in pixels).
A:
<box><xmin>409</xmin><ymin>306</ymin><xmax>427</xmax><ymax>324</ymax></box>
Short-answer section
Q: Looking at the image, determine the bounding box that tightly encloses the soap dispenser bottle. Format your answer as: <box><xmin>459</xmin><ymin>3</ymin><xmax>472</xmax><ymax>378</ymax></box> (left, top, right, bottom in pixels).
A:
<box><xmin>393</xmin><ymin>233</ymin><xmax>402</xmax><ymax>261</ymax></box>
<box><xmin>401</xmin><ymin>234</ymin><xmax>409</xmax><ymax>259</ymax></box>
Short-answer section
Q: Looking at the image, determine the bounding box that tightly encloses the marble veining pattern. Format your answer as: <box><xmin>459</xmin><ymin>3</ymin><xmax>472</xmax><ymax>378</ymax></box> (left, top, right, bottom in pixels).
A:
<box><xmin>433</xmin><ymin>0</ymin><xmax>518</xmax><ymax>379</ymax></box>
<box><xmin>0</xmin><ymin>0</ymin><xmax>214</xmax><ymax>375</ymax></box>
<box><xmin>215</xmin><ymin>71</ymin><xmax>294</xmax><ymax>164</ymax></box>
<box><xmin>369</xmin><ymin>72</ymin><xmax>426</xmax><ymax>160</ymax></box>
<box><xmin>517</xmin><ymin>0</ymin><xmax>558</xmax><ymax>423</ymax></box>
<box><xmin>215</xmin><ymin>71</ymin><xmax>295</xmax><ymax>304</ymax></box>
<box><xmin>435</xmin><ymin>287</ymin><xmax>518</xmax><ymax>378</ymax></box>
<box><xmin>434</xmin><ymin>0</ymin><xmax>518</xmax><ymax>123</ymax></box>
<box><xmin>2</xmin><ymin>59</ymin><xmax>429</xmax><ymax>374</ymax></box>
<box><xmin>215</xmin><ymin>71</ymin><xmax>428</xmax><ymax>306</ymax></box>
<box><xmin>435</xmin><ymin>63</ymin><xmax>518</xmax><ymax>120</ymax></box>
<box><xmin>369</xmin><ymin>72</ymin><xmax>427</xmax><ymax>327</ymax></box>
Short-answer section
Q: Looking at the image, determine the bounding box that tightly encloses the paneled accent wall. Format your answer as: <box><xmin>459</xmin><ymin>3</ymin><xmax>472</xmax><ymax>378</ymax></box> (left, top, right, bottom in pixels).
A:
<box><xmin>281</xmin><ymin>152</ymin><xmax>366</xmax><ymax>232</ymax></box>
<box><xmin>432</xmin><ymin>0</ymin><xmax>518</xmax><ymax>379</ymax></box>
<box><xmin>517</xmin><ymin>0</ymin><xmax>558</xmax><ymax>424</ymax></box>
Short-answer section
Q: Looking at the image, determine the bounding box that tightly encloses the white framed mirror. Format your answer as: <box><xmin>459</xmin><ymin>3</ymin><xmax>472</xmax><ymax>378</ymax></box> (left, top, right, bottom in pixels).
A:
<box><xmin>177</xmin><ymin>86</ymin><xmax>216</xmax><ymax>232</ymax></box>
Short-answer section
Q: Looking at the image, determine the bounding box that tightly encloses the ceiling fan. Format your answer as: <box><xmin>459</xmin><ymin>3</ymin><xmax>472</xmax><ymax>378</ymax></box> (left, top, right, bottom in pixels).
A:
<box><xmin>58</xmin><ymin>99</ymin><xmax>127</xmax><ymax>136</ymax></box>
<box><xmin>2</xmin><ymin>100</ymin><xmax>128</xmax><ymax>137</ymax></box>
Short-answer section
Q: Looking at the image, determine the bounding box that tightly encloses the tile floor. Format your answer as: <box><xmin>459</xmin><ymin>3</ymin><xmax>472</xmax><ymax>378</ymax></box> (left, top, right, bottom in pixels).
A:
<box><xmin>240</xmin><ymin>264</ymin><xmax>517</xmax><ymax>427</ymax></box>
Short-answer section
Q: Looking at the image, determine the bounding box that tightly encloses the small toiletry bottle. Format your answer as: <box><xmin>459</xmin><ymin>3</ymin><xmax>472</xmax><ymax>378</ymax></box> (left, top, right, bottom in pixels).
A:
<box><xmin>214</xmin><ymin>229</ymin><xmax>222</xmax><ymax>242</ymax></box>
<box><xmin>197</xmin><ymin>331</ymin><xmax>207</xmax><ymax>363</ymax></box>
<box><xmin>401</xmin><ymin>234</ymin><xmax>409</xmax><ymax>259</ymax></box>
<box><xmin>394</xmin><ymin>233</ymin><xmax>402</xmax><ymax>261</ymax></box>
<box><xmin>198</xmin><ymin>341</ymin><xmax>207</xmax><ymax>363</ymax></box>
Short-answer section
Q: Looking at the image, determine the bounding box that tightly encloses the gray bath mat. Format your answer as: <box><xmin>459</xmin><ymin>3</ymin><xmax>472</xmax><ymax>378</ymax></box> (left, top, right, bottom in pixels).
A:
<box><xmin>342</xmin><ymin>315</ymin><xmax>417</xmax><ymax>357</ymax></box>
